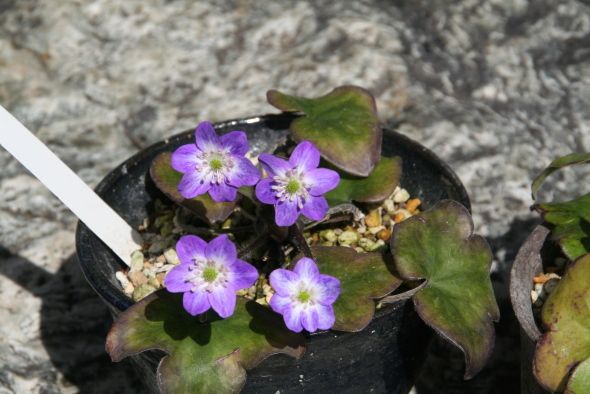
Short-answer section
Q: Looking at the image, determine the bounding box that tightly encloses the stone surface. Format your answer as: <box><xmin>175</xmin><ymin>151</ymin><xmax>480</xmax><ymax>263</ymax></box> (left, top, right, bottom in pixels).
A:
<box><xmin>0</xmin><ymin>0</ymin><xmax>589</xmax><ymax>392</ymax></box>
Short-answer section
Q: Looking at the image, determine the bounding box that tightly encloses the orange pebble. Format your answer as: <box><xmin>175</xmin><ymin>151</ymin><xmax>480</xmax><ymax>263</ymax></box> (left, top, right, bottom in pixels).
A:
<box><xmin>406</xmin><ymin>198</ymin><xmax>422</xmax><ymax>213</ymax></box>
<box><xmin>377</xmin><ymin>228</ymin><xmax>391</xmax><ymax>241</ymax></box>
<box><xmin>533</xmin><ymin>274</ymin><xmax>553</xmax><ymax>284</ymax></box>
<box><xmin>393</xmin><ymin>213</ymin><xmax>405</xmax><ymax>223</ymax></box>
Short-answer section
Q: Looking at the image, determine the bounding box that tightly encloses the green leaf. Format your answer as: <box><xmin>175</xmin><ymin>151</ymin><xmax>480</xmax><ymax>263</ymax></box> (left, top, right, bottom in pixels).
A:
<box><xmin>532</xmin><ymin>152</ymin><xmax>590</xmax><ymax>200</ymax></box>
<box><xmin>106</xmin><ymin>291</ymin><xmax>305</xmax><ymax>394</ymax></box>
<box><xmin>534</xmin><ymin>254</ymin><xmax>590</xmax><ymax>392</ymax></box>
<box><xmin>267</xmin><ymin>86</ymin><xmax>381</xmax><ymax>177</ymax></box>
<box><xmin>325</xmin><ymin>156</ymin><xmax>402</xmax><ymax>205</ymax></box>
<box><xmin>390</xmin><ymin>200</ymin><xmax>499</xmax><ymax>379</ymax></box>
<box><xmin>534</xmin><ymin>193</ymin><xmax>590</xmax><ymax>260</ymax></box>
<box><xmin>547</xmin><ymin>218</ymin><xmax>590</xmax><ymax>261</ymax></box>
<box><xmin>566</xmin><ymin>358</ymin><xmax>590</xmax><ymax>394</ymax></box>
<box><xmin>534</xmin><ymin>193</ymin><xmax>590</xmax><ymax>224</ymax></box>
<box><xmin>308</xmin><ymin>246</ymin><xmax>402</xmax><ymax>332</ymax></box>
<box><xmin>150</xmin><ymin>152</ymin><xmax>236</xmax><ymax>224</ymax></box>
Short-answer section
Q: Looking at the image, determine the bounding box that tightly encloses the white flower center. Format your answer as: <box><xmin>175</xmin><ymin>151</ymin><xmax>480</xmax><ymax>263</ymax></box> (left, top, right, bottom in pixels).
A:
<box><xmin>195</xmin><ymin>150</ymin><xmax>235</xmax><ymax>184</ymax></box>
<box><xmin>292</xmin><ymin>282</ymin><xmax>318</xmax><ymax>308</ymax></box>
<box><xmin>185</xmin><ymin>258</ymin><xmax>229</xmax><ymax>293</ymax></box>
<box><xmin>271</xmin><ymin>169</ymin><xmax>311</xmax><ymax>209</ymax></box>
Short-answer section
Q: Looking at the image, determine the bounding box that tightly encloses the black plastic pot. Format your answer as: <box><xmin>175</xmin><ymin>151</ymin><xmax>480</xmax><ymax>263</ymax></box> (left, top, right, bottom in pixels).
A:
<box><xmin>76</xmin><ymin>114</ymin><xmax>471</xmax><ymax>394</ymax></box>
<box><xmin>510</xmin><ymin>225</ymin><xmax>553</xmax><ymax>394</ymax></box>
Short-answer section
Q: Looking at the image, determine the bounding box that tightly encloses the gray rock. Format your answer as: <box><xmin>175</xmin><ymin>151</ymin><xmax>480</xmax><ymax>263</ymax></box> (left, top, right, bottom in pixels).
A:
<box><xmin>0</xmin><ymin>0</ymin><xmax>588</xmax><ymax>392</ymax></box>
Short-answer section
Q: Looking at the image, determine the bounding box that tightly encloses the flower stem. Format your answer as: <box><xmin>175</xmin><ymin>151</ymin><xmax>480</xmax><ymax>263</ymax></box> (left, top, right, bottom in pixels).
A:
<box><xmin>289</xmin><ymin>220</ymin><xmax>314</xmax><ymax>259</ymax></box>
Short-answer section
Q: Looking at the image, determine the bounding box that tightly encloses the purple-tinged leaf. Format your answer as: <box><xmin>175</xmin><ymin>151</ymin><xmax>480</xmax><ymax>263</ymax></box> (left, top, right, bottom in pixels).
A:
<box><xmin>150</xmin><ymin>152</ymin><xmax>236</xmax><ymax>224</ymax></box>
<box><xmin>106</xmin><ymin>291</ymin><xmax>304</xmax><ymax>394</ymax></box>
<box><xmin>391</xmin><ymin>200</ymin><xmax>499</xmax><ymax>379</ymax></box>
<box><xmin>267</xmin><ymin>86</ymin><xmax>381</xmax><ymax>177</ymax></box>
<box><xmin>306</xmin><ymin>246</ymin><xmax>402</xmax><ymax>332</ymax></box>
<box><xmin>325</xmin><ymin>156</ymin><xmax>402</xmax><ymax>205</ymax></box>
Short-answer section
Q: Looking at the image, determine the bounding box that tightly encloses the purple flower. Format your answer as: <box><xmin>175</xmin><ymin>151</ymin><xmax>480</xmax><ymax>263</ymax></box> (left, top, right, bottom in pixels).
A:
<box><xmin>269</xmin><ymin>257</ymin><xmax>340</xmax><ymax>333</ymax></box>
<box><xmin>255</xmin><ymin>141</ymin><xmax>340</xmax><ymax>226</ymax></box>
<box><xmin>171</xmin><ymin>121</ymin><xmax>261</xmax><ymax>202</ymax></box>
<box><xmin>164</xmin><ymin>234</ymin><xmax>258</xmax><ymax>318</ymax></box>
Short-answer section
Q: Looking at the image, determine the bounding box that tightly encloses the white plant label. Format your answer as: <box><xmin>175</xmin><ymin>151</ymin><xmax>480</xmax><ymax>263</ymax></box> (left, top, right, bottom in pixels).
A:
<box><xmin>0</xmin><ymin>105</ymin><xmax>142</xmax><ymax>266</ymax></box>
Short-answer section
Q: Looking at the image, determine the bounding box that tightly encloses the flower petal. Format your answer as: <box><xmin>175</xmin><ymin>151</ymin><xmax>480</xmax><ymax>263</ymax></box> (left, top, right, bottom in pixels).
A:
<box><xmin>274</xmin><ymin>199</ymin><xmax>299</xmax><ymax>227</ymax></box>
<box><xmin>318</xmin><ymin>274</ymin><xmax>341</xmax><ymax>305</ymax></box>
<box><xmin>208</xmin><ymin>286</ymin><xmax>236</xmax><ymax>318</ymax></box>
<box><xmin>208</xmin><ymin>183</ymin><xmax>238</xmax><ymax>202</ymax></box>
<box><xmin>269</xmin><ymin>294</ymin><xmax>292</xmax><ymax>314</ymax></box>
<box><xmin>205</xmin><ymin>234</ymin><xmax>237</xmax><ymax>264</ymax></box>
<box><xmin>269</xmin><ymin>268</ymin><xmax>299</xmax><ymax>296</ymax></box>
<box><xmin>289</xmin><ymin>141</ymin><xmax>320</xmax><ymax>172</ymax></box>
<box><xmin>170</xmin><ymin>144</ymin><xmax>199</xmax><ymax>173</ymax></box>
<box><xmin>301</xmin><ymin>195</ymin><xmax>329</xmax><ymax>221</ymax></box>
<box><xmin>178</xmin><ymin>172</ymin><xmax>210</xmax><ymax>199</ymax></box>
<box><xmin>227</xmin><ymin>157</ymin><xmax>260</xmax><ymax>187</ymax></box>
<box><xmin>300</xmin><ymin>307</ymin><xmax>319</xmax><ymax>332</ymax></box>
<box><xmin>175</xmin><ymin>235</ymin><xmax>207</xmax><ymax>264</ymax></box>
<box><xmin>258</xmin><ymin>153</ymin><xmax>291</xmax><ymax>177</ymax></box>
<box><xmin>304</xmin><ymin>168</ymin><xmax>340</xmax><ymax>195</ymax></box>
<box><xmin>228</xmin><ymin>259</ymin><xmax>259</xmax><ymax>290</ymax></box>
<box><xmin>282</xmin><ymin>307</ymin><xmax>304</xmax><ymax>333</ymax></box>
<box><xmin>163</xmin><ymin>263</ymin><xmax>193</xmax><ymax>293</ymax></box>
<box><xmin>255</xmin><ymin>178</ymin><xmax>278</xmax><ymax>204</ymax></box>
<box><xmin>293</xmin><ymin>257</ymin><xmax>320</xmax><ymax>282</ymax></box>
<box><xmin>183</xmin><ymin>291</ymin><xmax>210</xmax><ymax>316</ymax></box>
<box><xmin>315</xmin><ymin>304</ymin><xmax>336</xmax><ymax>330</ymax></box>
<box><xmin>195</xmin><ymin>121</ymin><xmax>220</xmax><ymax>152</ymax></box>
<box><xmin>220</xmin><ymin>131</ymin><xmax>249</xmax><ymax>155</ymax></box>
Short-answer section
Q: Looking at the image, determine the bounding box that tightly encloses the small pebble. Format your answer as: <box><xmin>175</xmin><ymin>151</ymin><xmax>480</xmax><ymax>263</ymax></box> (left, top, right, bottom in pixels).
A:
<box><xmin>156</xmin><ymin>272</ymin><xmax>167</xmax><ymax>286</ymax></box>
<box><xmin>129</xmin><ymin>271</ymin><xmax>148</xmax><ymax>287</ymax></box>
<box><xmin>116</xmin><ymin>271</ymin><xmax>132</xmax><ymax>288</ymax></box>
<box><xmin>164</xmin><ymin>248</ymin><xmax>180</xmax><ymax>265</ymax></box>
<box><xmin>133</xmin><ymin>284</ymin><xmax>157</xmax><ymax>301</ymax></box>
<box><xmin>368</xmin><ymin>225</ymin><xmax>385</xmax><ymax>235</ymax></box>
<box><xmin>406</xmin><ymin>198</ymin><xmax>421</xmax><ymax>213</ymax></box>
<box><xmin>365</xmin><ymin>209</ymin><xmax>382</xmax><ymax>227</ymax></box>
<box><xmin>338</xmin><ymin>230</ymin><xmax>359</xmax><ymax>246</ymax></box>
<box><xmin>384</xmin><ymin>199</ymin><xmax>396</xmax><ymax>215</ymax></box>
<box><xmin>130</xmin><ymin>251</ymin><xmax>145</xmax><ymax>272</ymax></box>
<box><xmin>377</xmin><ymin>228</ymin><xmax>391</xmax><ymax>241</ymax></box>
<box><xmin>393</xmin><ymin>188</ymin><xmax>410</xmax><ymax>203</ymax></box>
<box><xmin>393</xmin><ymin>212</ymin><xmax>406</xmax><ymax>223</ymax></box>
<box><xmin>320</xmin><ymin>229</ymin><xmax>338</xmax><ymax>243</ymax></box>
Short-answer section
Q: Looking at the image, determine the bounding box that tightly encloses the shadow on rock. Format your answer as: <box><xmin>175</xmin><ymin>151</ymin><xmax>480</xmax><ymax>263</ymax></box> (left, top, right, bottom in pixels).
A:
<box><xmin>0</xmin><ymin>246</ymin><xmax>141</xmax><ymax>394</ymax></box>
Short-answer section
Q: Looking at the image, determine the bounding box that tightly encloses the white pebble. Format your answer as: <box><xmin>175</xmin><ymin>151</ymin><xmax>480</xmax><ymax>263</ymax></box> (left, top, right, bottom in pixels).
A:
<box><xmin>164</xmin><ymin>248</ymin><xmax>180</xmax><ymax>265</ymax></box>
<box><xmin>393</xmin><ymin>188</ymin><xmax>410</xmax><ymax>203</ymax></box>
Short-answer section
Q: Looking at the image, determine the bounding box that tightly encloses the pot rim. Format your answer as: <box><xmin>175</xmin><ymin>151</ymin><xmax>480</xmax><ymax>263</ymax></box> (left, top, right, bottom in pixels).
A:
<box><xmin>509</xmin><ymin>224</ymin><xmax>551</xmax><ymax>341</ymax></box>
<box><xmin>76</xmin><ymin>113</ymin><xmax>471</xmax><ymax>335</ymax></box>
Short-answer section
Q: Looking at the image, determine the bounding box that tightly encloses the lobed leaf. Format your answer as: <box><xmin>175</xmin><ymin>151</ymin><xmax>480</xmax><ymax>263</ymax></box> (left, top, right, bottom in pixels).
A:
<box><xmin>308</xmin><ymin>246</ymin><xmax>402</xmax><ymax>332</ymax></box>
<box><xmin>267</xmin><ymin>86</ymin><xmax>381</xmax><ymax>177</ymax></box>
<box><xmin>106</xmin><ymin>291</ymin><xmax>305</xmax><ymax>394</ymax></box>
<box><xmin>534</xmin><ymin>254</ymin><xmax>590</xmax><ymax>393</ymax></box>
<box><xmin>325</xmin><ymin>156</ymin><xmax>402</xmax><ymax>206</ymax></box>
<box><xmin>390</xmin><ymin>200</ymin><xmax>499</xmax><ymax>379</ymax></box>
<box><xmin>531</xmin><ymin>152</ymin><xmax>590</xmax><ymax>200</ymax></box>
<box><xmin>150</xmin><ymin>152</ymin><xmax>236</xmax><ymax>224</ymax></box>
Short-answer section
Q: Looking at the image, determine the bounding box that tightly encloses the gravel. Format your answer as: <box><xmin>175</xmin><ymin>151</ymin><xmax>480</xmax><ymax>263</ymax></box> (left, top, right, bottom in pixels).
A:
<box><xmin>1</xmin><ymin>0</ymin><xmax>589</xmax><ymax>392</ymax></box>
